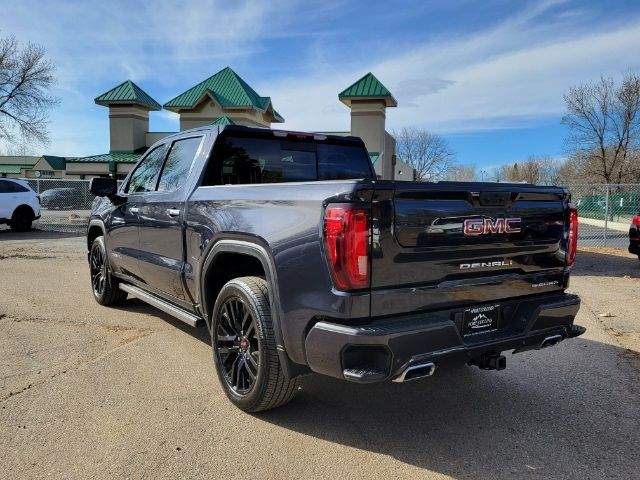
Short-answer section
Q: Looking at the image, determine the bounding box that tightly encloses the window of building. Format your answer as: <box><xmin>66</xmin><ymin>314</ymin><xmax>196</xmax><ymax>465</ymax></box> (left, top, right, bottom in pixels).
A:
<box><xmin>125</xmin><ymin>145</ymin><xmax>167</xmax><ymax>194</ymax></box>
<box><xmin>203</xmin><ymin>134</ymin><xmax>373</xmax><ymax>186</ymax></box>
<box><xmin>157</xmin><ymin>136</ymin><xmax>203</xmax><ymax>192</ymax></box>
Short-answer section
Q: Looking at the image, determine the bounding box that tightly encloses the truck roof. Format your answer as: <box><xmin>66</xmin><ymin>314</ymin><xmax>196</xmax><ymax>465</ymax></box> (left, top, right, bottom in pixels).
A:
<box><xmin>160</xmin><ymin>124</ymin><xmax>365</xmax><ymax>146</ymax></box>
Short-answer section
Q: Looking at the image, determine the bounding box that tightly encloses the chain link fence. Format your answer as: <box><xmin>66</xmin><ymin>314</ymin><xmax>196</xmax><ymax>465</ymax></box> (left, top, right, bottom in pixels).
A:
<box><xmin>9</xmin><ymin>178</ymin><xmax>639</xmax><ymax>249</ymax></box>
<box><xmin>569</xmin><ymin>184</ymin><xmax>637</xmax><ymax>250</ymax></box>
<box><xmin>26</xmin><ymin>178</ymin><xmax>95</xmax><ymax>233</ymax></box>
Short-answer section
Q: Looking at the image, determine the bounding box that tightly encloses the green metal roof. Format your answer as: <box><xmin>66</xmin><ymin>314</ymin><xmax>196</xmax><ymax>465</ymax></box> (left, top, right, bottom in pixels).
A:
<box><xmin>339</xmin><ymin>73</ymin><xmax>397</xmax><ymax>107</ymax></box>
<box><xmin>368</xmin><ymin>152</ymin><xmax>380</xmax><ymax>165</ymax></box>
<box><xmin>68</xmin><ymin>152</ymin><xmax>143</xmax><ymax>164</ymax></box>
<box><xmin>42</xmin><ymin>155</ymin><xmax>66</xmax><ymax>170</ymax></box>
<box><xmin>211</xmin><ymin>116</ymin><xmax>236</xmax><ymax>125</ymax></box>
<box><xmin>164</xmin><ymin>67</ymin><xmax>284</xmax><ymax>122</ymax></box>
<box><xmin>0</xmin><ymin>164</ymin><xmax>27</xmax><ymax>174</ymax></box>
<box><xmin>95</xmin><ymin>80</ymin><xmax>161</xmax><ymax>110</ymax></box>
<box><xmin>0</xmin><ymin>156</ymin><xmax>39</xmax><ymax>166</ymax></box>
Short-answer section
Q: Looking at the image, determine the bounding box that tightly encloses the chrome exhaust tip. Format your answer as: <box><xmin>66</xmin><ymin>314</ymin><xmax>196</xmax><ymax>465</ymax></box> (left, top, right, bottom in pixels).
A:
<box><xmin>392</xmin><ymin>361</ymin><xmax>436</xmax><ymax>383</ymax></box>
<box><xmin>538</xmin><ymin>334</ymin><xmax>563</xmax><ymax>349</ymax></box>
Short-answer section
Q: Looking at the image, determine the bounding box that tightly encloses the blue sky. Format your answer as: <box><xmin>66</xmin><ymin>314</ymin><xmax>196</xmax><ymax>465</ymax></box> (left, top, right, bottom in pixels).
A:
<box><xmin>1</xmin><ymin>0</ymin><xmax>640</xmax><ymax>169</ymax></box>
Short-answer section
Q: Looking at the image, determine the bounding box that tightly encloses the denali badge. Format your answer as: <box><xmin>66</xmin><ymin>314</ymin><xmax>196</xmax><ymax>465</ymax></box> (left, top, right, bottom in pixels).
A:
<box><xmin>460</xmin><ymin>260</ymin><xmax>513</xmax><ymax>269</ymax></box>
<box><xmin>463</xmin><ymin>217</ymin><xmax>521</xmax><ymax>236</ymax></box>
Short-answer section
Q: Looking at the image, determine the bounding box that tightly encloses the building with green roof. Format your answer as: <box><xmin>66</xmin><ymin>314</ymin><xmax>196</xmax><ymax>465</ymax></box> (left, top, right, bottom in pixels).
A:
<box><xmin>337</xmin><ymin>72</ymin><xmax>414</xmax><ymax>180</ymax></box>
<box><xmin>2</xmin><ymin>67</ymin><xmax>415</xmax><ymax>181</ymax></box>
<box><xmin>339</xmin><ymin>72</ymin><xmax>398</xmax><ymax>107</ymax></box>
<box><xmin>0</xmin><ymin>156</ymin><xmax>69</xmax><ymax>179</ymax></box>
<box><xmin>164</xmin><ymin>67</ymin><xmax>283</xmax><ymax>129</ymax></box>
<box><xmin>66</xmin><ymin>69</ymin><xmax>285</xmax><ymax>178</ymax></box>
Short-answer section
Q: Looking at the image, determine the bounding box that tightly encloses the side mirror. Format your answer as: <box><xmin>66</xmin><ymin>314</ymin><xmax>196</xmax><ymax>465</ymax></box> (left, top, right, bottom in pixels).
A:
<box><xmin>90</xmin><ymin>177</ymin><xmax>117</xmax><ymax>197</ymax></box>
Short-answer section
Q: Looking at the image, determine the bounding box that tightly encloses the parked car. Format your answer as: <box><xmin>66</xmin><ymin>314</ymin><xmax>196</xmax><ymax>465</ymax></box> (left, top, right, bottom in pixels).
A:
<box><xmin>628</xmin><ymin>214</ymin><xmax>640</xmax><ymax>259</ymax></box>
<box><xmin>40</xmin><ymin>187</ymin><xmax>78</xmax><ymax>209</ymax></box>
<box><xmin>87</xmin><ymin>125</ymin><xmax>584</xmax><ymax>412</ymax></box>
<box><xmin>0</xmin><ymin>178</ymin><xmax>41</xmax><ymax>231</ymax></box>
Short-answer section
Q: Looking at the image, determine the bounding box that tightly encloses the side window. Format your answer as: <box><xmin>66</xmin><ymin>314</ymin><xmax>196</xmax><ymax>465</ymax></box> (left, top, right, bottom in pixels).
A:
<box><xmin>157</xmin><ymin>137</ymin><xmax>203</xmax><ymax>192</ymax></box>
<box><xmin>10</xmin><ymin>182</ymin><xmax>29</xmax><ymax>193</ymax></box>
<box><xmin>125</xmin><ymin>145</ymin><xmax>167</xmax><ymax>194</ymax></box>
<box><xmin>1</xmin><ymin>181</ymin><xmax>29</xmax><ymax>193</ymax></box>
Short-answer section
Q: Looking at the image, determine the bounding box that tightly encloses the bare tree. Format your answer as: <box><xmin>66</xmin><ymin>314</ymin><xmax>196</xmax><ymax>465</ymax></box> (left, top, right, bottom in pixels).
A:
<box><xmin>394</xmin><ymin>127</ymin><xmax>455</xmax><ymax>181</ymax></box>
<box><xmin>493</xmin><ymin>164</ymin><xmax>517</xmax><ymax>182</ymax></box>
<box><xmin>445</xmin><ymin>165</ymin><xmax>476</xmax><ymax>181</ymax></box>
<box><xmin>562</xmin><ymin>73</ymin><xmax>640</xmax><ymax>185</ymax></box>
<box><xmin>489</xmin><ymin>156</ymin><xmax>564</xmax><ymax>185</ymax></box>
<box><xmin>0</xmin><ymin>34</ymin><xmax>57</xmax><ymax>148</ymax></box>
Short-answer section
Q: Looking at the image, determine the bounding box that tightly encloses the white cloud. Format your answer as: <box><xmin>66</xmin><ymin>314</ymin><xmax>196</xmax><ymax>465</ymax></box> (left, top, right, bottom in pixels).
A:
<box><xmin>2</xmin><ymin>0</ymin><xmax>640</xmax><ymax>156</ymax></box>
<box><xmin>267</xmin><ymin>3</ymin><xmax>640</xmax><ymax>134</ymax></box>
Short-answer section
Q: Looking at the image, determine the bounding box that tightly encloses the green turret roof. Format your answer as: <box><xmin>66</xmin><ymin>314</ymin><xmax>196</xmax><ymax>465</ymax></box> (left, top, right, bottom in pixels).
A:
<box><xmin>210</xmin><ymin>116</ymin><xmax>236</xmax><ymax>125</ymax></box>
<box><xmin>339</xmin><ymin>72</ymin><xmax>397</xmax><ymax>107</ymax></box>
<box><xmin>95</xmin><ymin>80</ymin><xmax>161</xmax><ymax>110</ymax></box>
<box><xmin>163</xmin><ymin>67</ymin><xmax>284</xmax><ymax>122</ymax></box>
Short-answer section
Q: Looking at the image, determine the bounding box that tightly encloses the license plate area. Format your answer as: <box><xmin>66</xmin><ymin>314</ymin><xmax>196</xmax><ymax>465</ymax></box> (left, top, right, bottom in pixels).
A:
<box><xmin>462</xmin><ymin>304</ymin><xmax>500</xmax><ymax>336</ymax></box>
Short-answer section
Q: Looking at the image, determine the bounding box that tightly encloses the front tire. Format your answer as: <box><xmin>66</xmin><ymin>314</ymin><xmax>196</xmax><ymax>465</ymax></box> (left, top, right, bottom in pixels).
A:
<box><xmin>211</xmin><ymin>276</ymin><xmax>299</xmax><ymax>412</ymax></box>
<box><xmin>90</xmin><ymin>236</ymin><xmax>127</xmax><ymax>306</ymax></box>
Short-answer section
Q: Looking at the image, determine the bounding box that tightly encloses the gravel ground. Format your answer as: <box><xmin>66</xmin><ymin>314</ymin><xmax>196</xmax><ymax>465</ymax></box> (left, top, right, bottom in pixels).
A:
<box><xmin>0</xmin><ymin>230</ymin><xmax>639</xmax><ymax>479</ymax></box>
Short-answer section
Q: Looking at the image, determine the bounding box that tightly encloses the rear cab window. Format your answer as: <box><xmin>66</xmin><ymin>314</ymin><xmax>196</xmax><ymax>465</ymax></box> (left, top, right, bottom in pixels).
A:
<box><xmin>203</xmin><ymin>132</ymin><xmax>374</xmax><ymax>186</ymax></box>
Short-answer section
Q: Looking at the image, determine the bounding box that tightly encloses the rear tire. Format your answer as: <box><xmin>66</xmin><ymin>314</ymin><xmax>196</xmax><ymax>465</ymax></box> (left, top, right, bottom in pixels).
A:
<box><xmin>211</xmin><ymin>276</ymin><xmax>300</xmax><ymax>412</ymax></box>
<box><xmin>90</xmin><ymin>236</ymin><xmax>127</xmax><ymax>306</ymax></box>
<box><xmin>9</xmin><ymin>206</ymin><xmax>33</xmax><ymax>232</ymax></box>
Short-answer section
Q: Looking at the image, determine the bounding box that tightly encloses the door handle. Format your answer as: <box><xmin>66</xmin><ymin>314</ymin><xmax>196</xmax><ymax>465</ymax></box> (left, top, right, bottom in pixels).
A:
<box><xmin>129</xmin><ymin>206</ymin><xmax>139</xmax><ymax>214</ymax></box>
<box><xmin>166</xmin><ymin>208</ymin><xmax>180</xmax><ymax>217</ymax></box>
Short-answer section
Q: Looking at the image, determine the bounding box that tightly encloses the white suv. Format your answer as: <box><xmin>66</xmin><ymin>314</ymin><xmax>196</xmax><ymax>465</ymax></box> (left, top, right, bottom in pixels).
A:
<box><xmin>0</xmin><ymin>178</ymin><xmax>41</xmax><ymax>231</ymax></box>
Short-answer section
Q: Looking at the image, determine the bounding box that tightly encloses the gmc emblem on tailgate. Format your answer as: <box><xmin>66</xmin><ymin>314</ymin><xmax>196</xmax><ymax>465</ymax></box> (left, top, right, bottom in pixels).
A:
<box><xmin>463</xmin><ymin>217</ymin><xmax>522</xmax><ymax>236</ymax></box>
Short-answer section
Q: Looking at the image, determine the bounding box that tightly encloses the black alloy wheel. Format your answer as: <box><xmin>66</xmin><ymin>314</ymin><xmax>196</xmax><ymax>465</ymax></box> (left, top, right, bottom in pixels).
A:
<box><xmin>89</xmin><ymin>236</ymin><xmax>127</xmax><ymax>306</ymax></box>
<box><xmin>90</xmin><ymin>242</ymin><xmax>106</xmax><ymax>297</ymax></box>
<box><xmin>215</xmin><ymin>296</ymin><xmax>261</xmax><ymax>395</ymax></box>
<box><xmin>211</xmin><ymin>276</ymin><xmax>300</xmax><ymax>412</ymax></box>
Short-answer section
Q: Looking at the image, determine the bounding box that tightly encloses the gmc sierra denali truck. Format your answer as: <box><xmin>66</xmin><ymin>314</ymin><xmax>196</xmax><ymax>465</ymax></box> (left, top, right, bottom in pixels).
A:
<box><xmin>87</xmin><ymin>125</ymin><xmax>584</xmax><ymax>412</ymax></box>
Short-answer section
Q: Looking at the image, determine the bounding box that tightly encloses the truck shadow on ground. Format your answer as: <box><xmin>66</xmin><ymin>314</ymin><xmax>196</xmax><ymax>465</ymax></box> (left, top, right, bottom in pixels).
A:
<box><xmin>258</xmin><ymin>339</ymin><xmax>639</xmax><ymax>479</ymax></box>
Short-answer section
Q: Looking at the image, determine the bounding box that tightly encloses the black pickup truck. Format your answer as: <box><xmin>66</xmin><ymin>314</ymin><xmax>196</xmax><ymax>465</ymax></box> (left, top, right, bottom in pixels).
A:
<box><xmin>87</xmin><ymin>125</ymin><xmax>584</xmax><ymax>412</ymax></box>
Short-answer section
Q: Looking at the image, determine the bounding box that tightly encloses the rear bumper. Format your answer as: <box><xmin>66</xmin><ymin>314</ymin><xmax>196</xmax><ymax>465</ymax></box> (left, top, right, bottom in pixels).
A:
<box><xmin>304</xmin><ymin>293</ymin><xmax>582</xmax><ymax>383</ymax></box>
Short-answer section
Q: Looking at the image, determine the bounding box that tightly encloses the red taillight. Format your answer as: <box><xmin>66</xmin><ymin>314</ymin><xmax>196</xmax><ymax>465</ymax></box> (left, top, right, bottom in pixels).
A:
<box><xmin>324</xmin><ymin>204</ymin><xmax>370</xmax><ymax>290</ymax></box>
<box><xmin>567</xmin><ymin>205</ymin><xmax>578</xmax><ymax>267</ymax></box>
<box><xmin>632</xmin><ymin>215</ymin><xmax>640</xmax><ymax>226</ymax></box>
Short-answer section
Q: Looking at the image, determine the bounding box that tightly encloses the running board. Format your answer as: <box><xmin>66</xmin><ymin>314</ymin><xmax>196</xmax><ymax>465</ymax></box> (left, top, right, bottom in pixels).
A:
<box><xmin>119</xmin><ymin>284</ymin><xmax>203</xmax><ymax>327</ymax></box>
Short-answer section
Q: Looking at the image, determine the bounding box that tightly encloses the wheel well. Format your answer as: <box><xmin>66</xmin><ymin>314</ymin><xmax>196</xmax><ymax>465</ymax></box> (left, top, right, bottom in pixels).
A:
<box><xmin>12</xmin><ymin>205</ymin><xmax>35</xmax><ymax>219</ymax></box>
<box><xmin>204</xmin><ymin>252</ymin><xmax>266</xmax><ymax>319</ymax></box>
<box><xmin>87</xmin><ymin>225</ymin><xmax>104</xmax><ymax>250</ymax></box>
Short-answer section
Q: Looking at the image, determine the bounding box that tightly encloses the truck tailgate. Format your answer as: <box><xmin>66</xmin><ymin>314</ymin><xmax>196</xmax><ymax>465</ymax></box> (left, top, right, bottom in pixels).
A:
<box><xmin>370</xmin><ymin>181</ymin><xmax>570</xmax><ymax>315</ymax></box>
